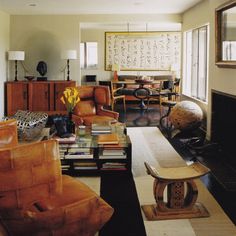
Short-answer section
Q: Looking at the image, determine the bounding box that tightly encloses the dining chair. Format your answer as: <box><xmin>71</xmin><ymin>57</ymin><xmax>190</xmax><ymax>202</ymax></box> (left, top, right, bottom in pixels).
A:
<box><xmin>110</xmin><ymin>80</ymin><xmax>126</xmax><ymax>112</ymax></box>
<box><xmin>99</xmin><ymin>81</ymin><xmax>126</xmax><ymax>112</ymax></box>
<box><xmin>148</xmin><ymin>78</ymin><xmax>181</xmax><ymax>111</ymax></box>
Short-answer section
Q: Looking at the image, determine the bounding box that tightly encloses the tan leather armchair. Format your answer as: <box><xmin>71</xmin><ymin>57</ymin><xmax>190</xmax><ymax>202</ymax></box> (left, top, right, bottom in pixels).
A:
<box><xmin>72</xmin><ymin>85</ymin><xmax>119</xmax><ymax>126</ymax></box>
<box><xmin>0</xmin><ymin>120</ymin><xmax>114</xmax><ymax>236</ymax></box>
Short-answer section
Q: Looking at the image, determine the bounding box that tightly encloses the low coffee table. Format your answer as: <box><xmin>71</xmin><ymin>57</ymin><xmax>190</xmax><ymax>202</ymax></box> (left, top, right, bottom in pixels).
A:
<box><xmin>58</xmin><ymin>123</ymin><xmax>132</xmax><ymax>176</ymax></box>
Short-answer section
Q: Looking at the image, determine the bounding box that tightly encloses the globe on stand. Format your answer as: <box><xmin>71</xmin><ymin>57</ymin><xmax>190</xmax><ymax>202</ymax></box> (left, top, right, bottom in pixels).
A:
<box><xmin>169</xmin><ymin>101</ymin><xmax>203</xmax><ymax>131</ymax></box>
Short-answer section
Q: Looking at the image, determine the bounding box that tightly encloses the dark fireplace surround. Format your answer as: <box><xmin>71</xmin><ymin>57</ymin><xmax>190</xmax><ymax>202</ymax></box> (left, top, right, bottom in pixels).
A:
<box><xmin>211</xmin><ymin>89</ymin><xmax>236</xmax><ymax>163</ymax></box>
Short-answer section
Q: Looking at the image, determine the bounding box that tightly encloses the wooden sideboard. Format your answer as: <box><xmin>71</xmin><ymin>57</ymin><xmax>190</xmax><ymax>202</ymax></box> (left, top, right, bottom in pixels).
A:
<box><xmin>5</xmin><ymin>80</ymin><xmax>76</xmax><ymax>116</ymax></box>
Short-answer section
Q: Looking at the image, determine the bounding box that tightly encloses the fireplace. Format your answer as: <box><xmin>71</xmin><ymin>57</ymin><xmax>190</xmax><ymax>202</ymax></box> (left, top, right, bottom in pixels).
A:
<box><xmin>211</xmin><ymin>89</ymin><xmax>236</xmax><ymax>163</ymax></box>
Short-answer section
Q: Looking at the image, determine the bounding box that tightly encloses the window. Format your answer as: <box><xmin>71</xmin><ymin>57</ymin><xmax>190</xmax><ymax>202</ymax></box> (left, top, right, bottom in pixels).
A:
<box><xmin>183</xmin><ymin>25</ymin><xmax>209</xmax><ymax>102</ymax></box>
<box><xmin>223</xmin><ymin>41</ymin><xmax>236</xmax><ymax>60</ymax></box>
<box><xmin>80</xmin><ymin>42</ymin><xmax>98</xmax><ymax>69</ymax></box>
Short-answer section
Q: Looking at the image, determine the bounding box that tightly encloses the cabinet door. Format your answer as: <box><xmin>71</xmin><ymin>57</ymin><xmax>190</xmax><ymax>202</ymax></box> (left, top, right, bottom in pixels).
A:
<box><xmin>31</xmin><ymin>83</ymin><xmax>50</xmax><ymax>111</ymax></box>
<box><xmin>54</xmin><ymin>81</ymin><xmax>76</xmax><ymax>111</ymax></box>
<box><xmin>6</xmin><ymin>82</ymin><xmax>28</xmax><ymax>116</ymax></box>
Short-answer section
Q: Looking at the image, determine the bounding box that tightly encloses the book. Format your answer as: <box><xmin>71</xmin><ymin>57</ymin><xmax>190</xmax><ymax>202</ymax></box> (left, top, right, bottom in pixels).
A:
<box><xmin>102</xmin><ymin>149</ymin><xmax>125</xmax><ymax>155</ymax></box>
<box><xmin>97</xmin><ymin>133</ymin><xmax>119</xmax><ymax>145</ymax></box>
<box><xmin>74</xmin><ymin>166</ymin><xmax>98</xmax><ymax>170</ymax></box>
<box><xmin>91</xmin><ymin>130</ymin><xmax>111</xmax><ymax>134</ymax></box>
<box><xmin>99</xmin><ymin>155</ymin><xmax>126</xmax><ymax>159</ymax></box>
<box><xmin>67</xmin><ymin>147</ymin><xmax>91</xmax><ymax>153</ymax></box>
<box><xmin>92</xmin><ymin>121</ymin><xmax>111</xmax><ymax>130</ymax></box>
<box><xmin>102</xmin><ymin>143</ymin><xmax>123</xmax><ymax>149</ymax></box>
<box><xmin>73</xmin><ymin>162</ymin><xmax>97</xmax><ymax>167</ymax></box>
<box><xmin>61</xmin><ymin>164</ymin><xmax>70</xmax><ymax>169</ymax></box>
<box><xmin>101</xmin><ymin>162</ymin><xmax>126</xmax><ymax>170</ymax></box>
<box><xmin>65</xmin><ymin>154</ymin><xmax>93</xmax><ymax>159</ymax></box>
<box><xmin>78</xmin><ymin>136</ymin><xmax>92</xmax><ymax>142</ymax></box>
<box><xmin>55</xmin><ymin>134</ymin><xmax>76</xmax><ymax>144</ymax></box>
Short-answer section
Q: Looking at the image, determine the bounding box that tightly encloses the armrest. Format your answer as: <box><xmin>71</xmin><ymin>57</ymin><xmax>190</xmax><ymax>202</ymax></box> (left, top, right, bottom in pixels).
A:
<box><xmin>113</xmin><ymin>86</ymin><xmax>124</xmax><ymax>93</ymax></box>
<box><xmin>97</xmin><ymin>107</ymin><xmax>119</xmax><ymax>120</ymax></box>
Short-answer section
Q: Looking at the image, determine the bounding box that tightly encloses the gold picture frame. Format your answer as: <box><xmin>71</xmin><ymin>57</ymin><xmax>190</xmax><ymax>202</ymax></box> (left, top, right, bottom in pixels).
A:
<box><xmin>105</xmin><ymin>31</ymin><xmax>181</xmax><ymax>71</ymax></box>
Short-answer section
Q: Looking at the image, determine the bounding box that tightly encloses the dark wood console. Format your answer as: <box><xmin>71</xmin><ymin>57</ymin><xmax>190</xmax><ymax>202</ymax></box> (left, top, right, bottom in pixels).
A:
<box><xmin>5</xmin><ymin>80</ymin><xmax>76</xmax><ymax>116</ymax></box>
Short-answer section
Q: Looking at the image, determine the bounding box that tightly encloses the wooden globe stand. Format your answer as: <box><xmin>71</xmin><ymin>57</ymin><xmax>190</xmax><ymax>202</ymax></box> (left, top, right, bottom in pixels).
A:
<box><xmin>142</xmin><ymin>162</ymin><xmax>210</xmax><ymax>220</ymax></box>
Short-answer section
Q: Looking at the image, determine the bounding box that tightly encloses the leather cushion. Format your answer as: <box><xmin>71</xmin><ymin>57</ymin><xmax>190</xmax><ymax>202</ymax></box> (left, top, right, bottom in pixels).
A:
<box><xmin>74</xmin><ymin>100</ymin><xmax>96</xmax><ymax>116</ymax></box>
<box><xmin>0</xmin><ymin>140</ymin><xmax>62</xmax><ymax>209</ymax></box>
<box><xmin>94</xmin><ymin>86</ymin><xmax>111</xmax><ymax>105</ymax></box>
<box><xmin>2</xmin><ymin>176</ymin><xmax>114</xmax><ymax>236</ymax></box>
<box><xmin>76</xmin><ymin>86</ymin><xmax>94</xmax><ymax>99</ymax></box>
<box><xmin>0</xmin><ymin>119</ymin><xmax>18</xmax><ymax>148</ymax></box>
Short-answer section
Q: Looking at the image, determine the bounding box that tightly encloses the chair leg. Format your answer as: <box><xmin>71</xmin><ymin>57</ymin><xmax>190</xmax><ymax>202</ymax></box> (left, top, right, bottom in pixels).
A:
<box><xmin>111</xmin><ymin>101</ymin><xmax>115</xmax><ymax>111</ymax></box>
<box><xmin>123</xmin><ymin>98</ymin><xmax>126</xmax><ymax>112</ymax></box>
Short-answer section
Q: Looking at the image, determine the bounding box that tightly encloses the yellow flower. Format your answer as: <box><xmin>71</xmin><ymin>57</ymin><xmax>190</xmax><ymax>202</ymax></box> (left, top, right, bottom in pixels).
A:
<box><xmin>60</xmin><ymin>96</ymin><xmax>65</xmax><ymax>104</ymax></box>
<box><xmin>60</xmin><ymin>87</ymin><xmax>80</xmax><ymax>113</ymax></box>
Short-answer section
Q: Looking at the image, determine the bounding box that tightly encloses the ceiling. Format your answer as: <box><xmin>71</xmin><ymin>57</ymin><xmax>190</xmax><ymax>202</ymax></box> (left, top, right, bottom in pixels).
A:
<box><xmin>0</xmin><ymin>0</ymin><xmax>203</xmax><ymax>15</ymax></box>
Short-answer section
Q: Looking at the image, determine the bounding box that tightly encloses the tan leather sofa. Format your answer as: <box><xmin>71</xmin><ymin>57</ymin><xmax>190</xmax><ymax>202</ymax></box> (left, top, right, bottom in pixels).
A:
<box><xmin>0</xmin><ymin>119</ymin><xmax>114</xmax><ymax>236</ymax></box>
<box><xmin>72</xmin><ymin>85</ymin><xmax>119</xmax><ymax>126</ymax></box>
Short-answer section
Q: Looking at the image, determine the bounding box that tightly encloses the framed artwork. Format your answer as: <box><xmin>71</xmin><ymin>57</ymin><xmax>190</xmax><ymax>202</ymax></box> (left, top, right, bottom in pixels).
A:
<box><xmin>105</xmin><ymin>31</ymin><xmax>181</xmax><ymax>71</ymax></box>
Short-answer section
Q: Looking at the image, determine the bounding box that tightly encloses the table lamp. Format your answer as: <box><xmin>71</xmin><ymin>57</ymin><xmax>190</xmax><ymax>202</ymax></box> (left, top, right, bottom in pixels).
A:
<box><xmin>8</xmin><ymin>51</ymin><xmax>25</xmax><ymax>81</ymax></box>
<box><xmin>111</xmin><ymin>64</ymin><xmax>120</xmax><ymax>82</ymax></box>
<box><xmin>61</xmin><ymin>50</ymin><xmax>77</xmax><ymax>81</ymax></box>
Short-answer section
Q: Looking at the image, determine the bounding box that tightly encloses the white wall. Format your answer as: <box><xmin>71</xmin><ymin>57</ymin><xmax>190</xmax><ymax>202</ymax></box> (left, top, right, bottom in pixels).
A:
<box><xmin>9</xmin><ymin>14</ymin><xmax>181</xmax><ymax>85</ymax></box>
<box><xmin>0</xmin><ymin>10</ymin><xmax>10</xmax><ymax>118</ymax></box>
<box><xmin>10</xmin><ymin>15</ymin><xmax>80</xmax><ymax>82</ymax></box>
<box><xmin>182</xmin><ymin>0</ymin><xmax>236</xmax><ymax>139</ymax></box>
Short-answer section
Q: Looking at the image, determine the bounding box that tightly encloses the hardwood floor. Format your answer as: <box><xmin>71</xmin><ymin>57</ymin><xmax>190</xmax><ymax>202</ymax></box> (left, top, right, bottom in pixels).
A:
<box><xmin>115</xmin><ymin>101</ymin><xmax>236</xmax><ymax>225</ymax></box>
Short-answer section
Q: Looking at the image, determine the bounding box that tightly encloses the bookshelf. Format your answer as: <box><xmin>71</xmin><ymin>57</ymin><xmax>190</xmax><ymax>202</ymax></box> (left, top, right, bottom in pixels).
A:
<box><xmin>58</xmin><ymin>123</ymin><xmax>132</xmax><ymax>176</ymax></box>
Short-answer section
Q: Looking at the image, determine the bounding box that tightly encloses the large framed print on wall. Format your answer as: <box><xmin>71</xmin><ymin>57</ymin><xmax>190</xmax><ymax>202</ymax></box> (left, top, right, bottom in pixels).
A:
<box><xmin>105</xmin><ymin>31</ymin><xmax>181</xmax><ymax>71</ymax></box>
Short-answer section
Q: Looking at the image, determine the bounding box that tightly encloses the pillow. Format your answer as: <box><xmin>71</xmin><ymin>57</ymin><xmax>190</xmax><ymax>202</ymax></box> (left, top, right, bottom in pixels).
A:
<box><xmin>4</xmin><ymin>110</ymin><xmax>48</xmax><ymax>141</ymax></box>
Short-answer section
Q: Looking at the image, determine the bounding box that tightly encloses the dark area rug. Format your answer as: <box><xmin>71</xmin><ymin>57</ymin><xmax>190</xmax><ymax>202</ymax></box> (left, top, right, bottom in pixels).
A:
<box><xmin>99</xmin><ymin>172</ymin><xmax>146</xmax><ymax>236</ymax></box>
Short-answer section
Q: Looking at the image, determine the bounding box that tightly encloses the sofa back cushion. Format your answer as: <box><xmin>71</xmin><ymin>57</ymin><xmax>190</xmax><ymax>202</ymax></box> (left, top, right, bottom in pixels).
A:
<box><xmin>74</xmin><ymin>100</ymin><xmax>96</xmax><ymax>116</ymax></box>
<box><xmin>94</xmin><ymin>86</ymin><xmax>111</xmax><ymax>105</ymax></box>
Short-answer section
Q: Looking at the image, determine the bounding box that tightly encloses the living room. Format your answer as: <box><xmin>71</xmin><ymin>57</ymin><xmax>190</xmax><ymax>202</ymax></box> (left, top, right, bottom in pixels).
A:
<box><xmin>0</xmin><ymin>0</ymin><xmax>236</xmax><ymax>235</ymax></box>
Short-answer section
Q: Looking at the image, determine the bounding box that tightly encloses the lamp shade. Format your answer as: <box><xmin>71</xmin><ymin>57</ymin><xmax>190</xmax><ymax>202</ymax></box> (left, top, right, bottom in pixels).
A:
<box><xmin>111</xmin><ymin>64</ymin><xmax>120</xmax><ymax>72</ymax></box>
<box><xmin>61</xmin><ymin>50</ymin><xmax>77</xmax><ymax>60</ymax></box>
<box><xmin>8</xmin><ymin>51</ymin><xmax>25</xmax><ymax>61</ymax></box>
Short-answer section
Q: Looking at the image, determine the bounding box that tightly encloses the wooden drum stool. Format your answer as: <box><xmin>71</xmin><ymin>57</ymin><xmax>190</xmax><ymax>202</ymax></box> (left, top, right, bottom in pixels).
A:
<box><xmin>142</xmin><ymin>162</ymin><xmax>210</xmax><ymax>220</ymax></box>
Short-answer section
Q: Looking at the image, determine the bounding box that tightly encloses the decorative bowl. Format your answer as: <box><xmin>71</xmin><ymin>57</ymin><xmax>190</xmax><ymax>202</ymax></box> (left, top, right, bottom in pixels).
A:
<box><xmin>24</xmin><ymin>76</ymin><xmax>35</xmax><ymax>81</ymax></box>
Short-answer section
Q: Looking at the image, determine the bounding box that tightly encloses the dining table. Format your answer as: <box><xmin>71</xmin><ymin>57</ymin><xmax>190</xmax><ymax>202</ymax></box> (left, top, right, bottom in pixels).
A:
<box><xmin>112</xmin><ymin>78</ymin><xmax>173</xmax><ymax>110</ymax></box>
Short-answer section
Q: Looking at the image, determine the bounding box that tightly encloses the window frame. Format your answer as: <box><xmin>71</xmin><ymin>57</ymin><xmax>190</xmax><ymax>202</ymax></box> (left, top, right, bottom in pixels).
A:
<box><xmin>183</xmin><ymin>24</ymin><xmax>209</xmax><ymax>103</ymax></box>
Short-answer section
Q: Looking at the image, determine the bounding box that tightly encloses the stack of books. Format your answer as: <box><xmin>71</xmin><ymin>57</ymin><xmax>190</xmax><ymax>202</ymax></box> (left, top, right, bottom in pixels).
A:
<box><xmin>55</xmin><ymin>134</ymin><xmax>77</xmax><ymax>144</ymax></box>
<box><xmin>65</xmin><ymin>145</ymin><xmax>93</xmax><ymax>159</ymax></box>
<box><xmin>59</xmin><ymin>144</ymin><xmax>68</xmax><ymax>159</ymax></box>
<box><xmin>100</xmin><ymin>144</ymin><xmax>126</xmax><ymax>159</ymax></box>
<box><xmin>61</xmin><ymin>164</ymin><xmax>70</xmax><ymax>171</ymax></box>
<box><xmin>91</xmin><ymin>121</ymin><xmax>112</xmax><ymax>134</ymax></box>
<box><xmin>101</xmin><ymin>162</ymin><xmax>126</xmax><ymax>170</ymax></box>
<box><xmin>97</xmin><ymin>133</ymin><xmax>119</xmax><ymax>145</ymax></box>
